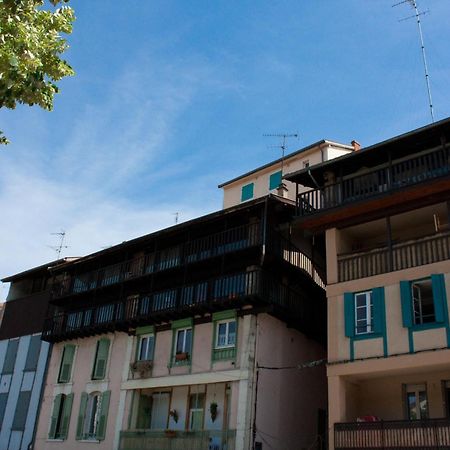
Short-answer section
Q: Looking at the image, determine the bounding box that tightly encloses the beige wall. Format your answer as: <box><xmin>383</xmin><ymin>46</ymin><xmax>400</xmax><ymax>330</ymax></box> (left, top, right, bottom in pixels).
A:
<box><xmin>222</xmin><ymin>144</ymin><xmax>352</xmax><ymax>209</ymax></box>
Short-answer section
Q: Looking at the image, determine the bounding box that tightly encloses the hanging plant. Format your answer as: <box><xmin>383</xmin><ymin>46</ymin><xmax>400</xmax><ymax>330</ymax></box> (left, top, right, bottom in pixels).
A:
<box><xmin>169</xmin><ymin>409</ymin><xmax>179</xmax><ymax>423</ymax></box>
<box><xmin>209</xmin><ymin>402</ymin><xmax>218</xmax><ymax>422</ymax></box>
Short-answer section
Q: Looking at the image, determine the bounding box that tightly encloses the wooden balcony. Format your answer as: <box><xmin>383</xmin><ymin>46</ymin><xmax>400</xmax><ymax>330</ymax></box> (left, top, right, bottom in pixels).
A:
<box><xmin>335</xmin><ymin>418</ymin><xmax>450</xmax><ymax>449</ymax></box>
<box><xmin>118</xmin><ymin>429</ymin><xmax>236</xmax><ymax>450</ymax></box>
<box><xmin>53</xmin><ymin>222</ymin><xmax>262</xmax><ymax>299</ymax></box>
<box><xmin>338</xmin><ymin>230</ymin><xmax>450</xmax><ymax>282</ymax></box>
<box><xmin>43</xmin><ymin>269</ymin><xmax>319</xmax><ymax>342</ymax></box>
<box><xmin>296</xmin><ymin>146</ymin><xmax>450</xmax><ymax>219</ymax></box>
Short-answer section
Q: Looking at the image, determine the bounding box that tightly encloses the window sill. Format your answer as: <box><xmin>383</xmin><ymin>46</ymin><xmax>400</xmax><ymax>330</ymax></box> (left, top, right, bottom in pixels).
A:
<box><xmin>353</xmin><ymin>333</ymin><xmax>383</xmax><ymax>341</ymax></box>
<box><xmin>410</xmin><ymin>322</ymin><xmax>446</xmax><ymax>332</ymax></box>
<box><xmin>46</xmin><ymin>439</ymin><xmax>64</xmax><ymax>442</ymax></box>
<box><xmin>79</xmin><ymin>439</ymin><xmax>101</xmax><ymax>443</ymax></box>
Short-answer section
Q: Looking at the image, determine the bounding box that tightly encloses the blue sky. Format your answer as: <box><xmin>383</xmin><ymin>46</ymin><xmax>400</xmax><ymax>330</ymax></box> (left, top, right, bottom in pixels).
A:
<box><xmin>1</xmin><ymin>0</ymin><xmax>450</xmax><ymax>297</ymax></box>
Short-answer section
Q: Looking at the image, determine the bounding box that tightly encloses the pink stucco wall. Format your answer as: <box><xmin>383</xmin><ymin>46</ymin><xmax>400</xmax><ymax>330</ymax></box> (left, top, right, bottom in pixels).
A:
<box><xmin>34</xmin><ymin>332</ymin><xmax>128</xmax><ymax>450</ymax></box>
<box><xmin>254</xmin><ymin>314</ymin><xmax>327</xmax><ymax>450</ymax></box>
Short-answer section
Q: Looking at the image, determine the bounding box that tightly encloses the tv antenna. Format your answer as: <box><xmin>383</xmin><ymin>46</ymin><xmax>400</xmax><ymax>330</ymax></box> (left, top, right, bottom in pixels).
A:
<box><xmin>48</xmin><ymin>230</ymin><xmax>68</xmax><ymax>259</ymax></box>
<box><xmin>393</xmin><ymin>0</ymin><xmax>434</xmax><ymax>122</ymax></box>
<box><xmin>173</xmin><ymin>212</ymin><xmax>179</xmax><ymax>225</ymax></box>
<box><xmin>263</xmin><ymin>133</ymin><xmax>299</xmax><ymax>177</ymax></box>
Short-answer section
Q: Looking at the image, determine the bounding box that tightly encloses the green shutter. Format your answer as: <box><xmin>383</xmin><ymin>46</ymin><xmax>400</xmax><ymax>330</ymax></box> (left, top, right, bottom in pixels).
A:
<box><xmin>58</xmin><ymin>345</ymin><xmax>75</xmax><ymax>383</ymax></box>
<box><xmin>241</xmin><ymin>183</ymin><xmax>254</xmax><ymax>202</ymax></box>
<box><xmin>60</xmin><ymin>393</ymin><xmax>73</xmax><ymax>440</ymax></box>
<box><xmin>96</xmin><ymin>390</ymin><xmax>111</xmax><ymax>441</ymax></box>
<box><xmin>372</xmin><ymin>288</ymin><xmax>385</xmax><ymax>334</ymax></box>
<box><xmin>344</xmin><ymin>293</ymin><xmax>355</xmax><ymax>337</ymax></box>
<box><xmin>76</xmin><ymin>392</ymin><xmax>88</xmax><ymax>440</ymax></box>
<box><xmin>269</xmin><ymin>171</ymin><xmax>282</xmax><ymax>190</ymax></box>
<box><xmin>48</xmin><ymin>394</ymin><xmax>63</xmax><ymax>439</ymax></box>
<box><xmin>431</xmin><ymin>274</ymin><xmax>447</xmax><ymax>323</ymax></box>
<box><xmin>400</xmin><ymin>281</ymin><xmax>413</xmax><ymax>327</ymax></box>
<box><xmin>92</xmin><ymin>339</ymin><xmax>110</xmax><ymax>380</ymax></box>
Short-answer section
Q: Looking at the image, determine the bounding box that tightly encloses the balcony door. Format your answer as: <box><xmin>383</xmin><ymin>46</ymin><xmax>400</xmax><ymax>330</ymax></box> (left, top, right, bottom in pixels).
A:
<box><xmin>406</xmin><ymin>384</ymin><xmax>428</xmax><ymax>420</ymax></box>
<box><xmin>150</xmin><ymin>392</ymin><xmax>170</xmax><ymax>430</ymax></box>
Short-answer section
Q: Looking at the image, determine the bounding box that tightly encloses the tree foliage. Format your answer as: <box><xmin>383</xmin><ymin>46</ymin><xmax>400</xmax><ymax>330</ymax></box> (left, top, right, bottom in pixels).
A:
<box><xmin>0</xmin><ymin>0</ymin><xmax>74</xmax><ymax>144</ymax></box>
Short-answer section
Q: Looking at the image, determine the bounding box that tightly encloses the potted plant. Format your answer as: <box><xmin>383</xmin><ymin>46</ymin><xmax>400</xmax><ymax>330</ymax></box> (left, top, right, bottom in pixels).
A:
<box><xmin>169</xmin><ymin>409</ymin><xmax>179</xmax><ymax>423</ymax></box>
<box><xmin>210</xmin><ymin>402</ymin><xmax>218</xmax><ymax>422</ymax></box>
<box><xmin>165</xmin><ymin>429</ymin><xmax>176</xmax><ymax>438</ymax></box>
<box><xmin>175</xmin><ymin>352</ymin><xmax>189</xmax><ymax>361</ymax></box>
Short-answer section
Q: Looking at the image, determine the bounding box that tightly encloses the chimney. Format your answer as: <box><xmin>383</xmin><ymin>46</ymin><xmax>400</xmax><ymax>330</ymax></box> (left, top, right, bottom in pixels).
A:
<box><xmin>351</xmin><ymin>140</ymin><xmax>361</xmax><ymax>151</ymax></box>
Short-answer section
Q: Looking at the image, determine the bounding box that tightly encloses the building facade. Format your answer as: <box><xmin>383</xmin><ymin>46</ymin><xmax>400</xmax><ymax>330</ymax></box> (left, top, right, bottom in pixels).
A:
<box><xmin>286</xmin><ymin>117</ymin><xmax>450</xmax><ymax>450</ymax></box>
<box><xmin>34</xmin><ymin>195</ymin><xmax>328</xmax><ymax>450</ymax></box>
<box><xmin>0</xmin><ymin>260</ymin><xmax>70</xmax><ymax>450</ymax></box>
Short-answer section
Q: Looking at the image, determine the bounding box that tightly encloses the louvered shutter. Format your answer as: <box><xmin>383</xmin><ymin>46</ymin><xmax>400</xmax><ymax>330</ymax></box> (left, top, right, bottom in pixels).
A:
<box><xmin>96</xmin><ymin>390</ymin><xmax>111</xmax><ymax>440</ymax></box>
<box><xmin>431</xmin><ymin>274</ymin><xmax>447</xmax><ymax>323</ymax></box>
<box><xmin>372</xmin><ymin>288</ymin><xmax>385</xmax><ymax>334</ymax></box>
<box><xmin>60</xmin><ymin>393</ymin><xmax>73</xmax><ymax>440</ymax></box>
<box><xmin>48</xmin><ymin>394</ymin><xmax>63</xmax><ymax>439</ymax></box>
<box><xmin>400</xmin><ymin>281</ymin><xmax>413</xmax><ymax>327</ymax></box>
<box><xmin>58</xmin><ymin>345</ymin><xmax>75</xmax><ymax>383</ymax></box>
<box><xmin>92</xmin><ymin>339</ymin><xmax>110</xmax><ymax>380</ymax></box>
<box><xmin>76</xmin><ymin>392</ymin><xmax>88</xmax><ymax>440</ymax></box>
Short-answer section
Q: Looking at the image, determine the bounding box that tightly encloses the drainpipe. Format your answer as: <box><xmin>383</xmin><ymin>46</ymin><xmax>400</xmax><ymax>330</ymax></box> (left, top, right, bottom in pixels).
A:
<box><xmin>261</xmin><ymin>197</ymin><xmax>268</xmax><ymax>266</ymax></box>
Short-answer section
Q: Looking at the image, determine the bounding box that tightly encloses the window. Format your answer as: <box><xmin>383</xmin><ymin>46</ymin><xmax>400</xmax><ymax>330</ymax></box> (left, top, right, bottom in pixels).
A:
<box><xmin>303</xmin><ymin>160</ymin><xmax>310</xmax><ymax>168</ymax></box>
<box><xmin>12</xmin><ymin>391</ymin><xmax>31</xmax><ymax>431</ymax></box>
<box><xmin>354</xmin><ymin>291</ymin><xmax>373</xmax><ymax>335</ymax></box>
<box><xmin>48</xmin><ymin>393</ymin><xmax>74</xmax><ymax>440</ymax></box>
<box><xmin>189</xmin><ymin>393</ymin><xmax>205</xmax><ymax>430</ymax></box>
<box><xmin>2</xmin><ymin>339</ymin><xmax>19</xmax><ymax>374</ymax></box>
<box><xmin>58</xmin><ymin>344</ymin><xmax>76</xmax><ymax>383</ymax></box>
<box><xmin>150</xmin><ymin>392</ymin><xmax>170</xmax><ymax>429</ymax></box>
<box><xmin>241</xmin><ymin>183</ymin><xmax>254</xmax><ymax>202</ymax></box>
<box><xmin>92</xmin><ymin>339</ymin><xmax>110</xmax><ymax>380</ymax></box>
<box><xmin>412</xmin><ymin>279</ymin><xmax>435</xmax><ymax>324</ymax></box>
<box><xmin>405</xmin><ymin>384</ymin><xmax>428</xmax><ymax>420</ymax></box>
<box><xmin>24</xmin><ymin>335</ymin><xmax>42</xmax><ymax>372</ymax></box>
<box><xmin>344</xmin><ymin>288</ymin><xmax>385</xmax><ymax>338</ymax></box>
<box><xmin>400</xmin><ymin>274</ymin><xmax>447</xmax><ymax>328</ymax></box>
<box><xmin>137</xmin><ymin>335</ymin><xmax>154</xmax><ymax>361</ymax></box>
<box><xmin>216</xmin><ymin>320</ymin><xmax>236</xmax><ymax>348</ymax></box>
<box><xmin>269</xmin><ymin>171</ymin><xmax>282</xmax><ymax>190</ymax></box>
<box><xmin>174</xmin><ymin>328</ymin><xmax>192</xmax><ymax>362</ymax></box>
<box><xmin>76</xmin><ymin>391</ymin><xmax>110</xmax><ymax>441</ymax></box>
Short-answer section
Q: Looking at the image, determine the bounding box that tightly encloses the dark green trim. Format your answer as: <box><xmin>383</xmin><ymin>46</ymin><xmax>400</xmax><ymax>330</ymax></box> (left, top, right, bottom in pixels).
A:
<box><xmin>212</xmin><ymin>310</ymin><xmax>236</xmax><ymax>321</ymax></box>
<box><xmin>408</xmin><ymin>328</ymin><xmax>414</xmax><ymax>353</ymax></box>
<box><xmin>136</xmin><ymin>325</ymin><xmax>155</xmax><ymax>335</ymax></box>
<box><xmin>171</xmin><ymin>318</ymin><xmax>193</xmax><ymax>329</ymax></box>
<box><xmin>269</xmin><ymin>171</ymin><xmax>282</xmax><ymax>190</ymax></box>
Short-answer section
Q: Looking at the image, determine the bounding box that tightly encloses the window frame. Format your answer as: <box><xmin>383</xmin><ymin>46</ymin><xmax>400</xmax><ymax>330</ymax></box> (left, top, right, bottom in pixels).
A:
<box><xmin>137</xmin><ymin>334</ymin><xmax>155</xmax><ymax>362</ymax></box>
<box><xmin>405</xmin><ymin>383</ymin><xmax>429</xmax><ymax>420</ymax></box>
<box><xmin>175</xmin><ymin>327</ymin><xmax>192</xmax><ymax>355</ymax></box>
<box><xmin>354</xmin><ymin>291</ymin><xmax>374</xmax><ymax>335</ymax></box>
<box><xmin>215</xmin><ymin>319</ymin><xmax>237</xmax><ymax>349</ymax></box>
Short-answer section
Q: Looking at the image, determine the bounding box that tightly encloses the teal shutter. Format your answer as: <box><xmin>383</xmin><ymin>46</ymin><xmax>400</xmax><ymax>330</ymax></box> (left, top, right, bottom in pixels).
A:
<box><xmin>400</xmin><ymin>281</ymin><xmax>413</xmax><ymax>327</ymax></box>
<box><xmin>48</xmin><ymin>394</ymin><xmax>63</xmax><ymax>439</ymax></box>
<box><xmin>60</xmin><ymin>393</ymin><xmax>73</xmax><ymax>440</ymax></box>
<box><xmin>96</xmin><ymin>390</ymin><xmax>111</xmax><ymax>440</ymax></box>
<box><xmin>372</xmin><ymin>288</ymin><xmax>385</xmax><ymax>334</ymax></box>
<box><xmin>431</xmin><ymin>274</ymin><xmax>447</xmax><ymax>323</ymax></box>
<box><xmin>269</xmin><ymin>171</ymin><xmax>282</xmax><ymax>190</ymax></box>
<box><xmin>58</xmin><ymin>345</ymin><xmax>75</xmax><ymax>383</ymax></box>
<box><xmin>76</xmin><ymin>392</ymin><xmax>88</xmax><ymax>440</ymax></box>
<box><xmin>92</xmin><ymin>339</ymin><xmax>110</xmax><ymax>380</ymax></box>
<box><xmin>344</xmin><ymin>293</ymin><xmax>355</xmax><ymax>337</ymax></box>
<box><xmin>241</xmin><ymin>183</ymin><xmax>254</xmax><ymax>202</ymax></box>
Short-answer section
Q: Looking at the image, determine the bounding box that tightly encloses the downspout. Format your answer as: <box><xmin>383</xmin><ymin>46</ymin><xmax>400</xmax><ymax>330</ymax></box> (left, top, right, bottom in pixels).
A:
<box><xmin>260</xmin><ymin>197</ymin><xmax>268</xmax><ymax>266</ymax></box>
<box><xmin>251</xmin><ymin>315</ymin><xmax>260</xmax><ymax>450</ymax></box>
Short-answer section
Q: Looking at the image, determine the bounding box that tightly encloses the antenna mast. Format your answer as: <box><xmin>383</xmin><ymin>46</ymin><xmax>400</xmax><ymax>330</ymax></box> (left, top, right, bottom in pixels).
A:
<box><xmin>263</xmin><ymin>133</ymin><xmax>298</xmax><ymax>178</ymax></box>
<box><xmin>49</xmin><ymin>230</ymin><xmax>68</xmax><ymax>259</ymax></box>
<box><xmin>394</xmin><ymin>0</ymin><xmax>434</xmax><ymax>122</ymax></box>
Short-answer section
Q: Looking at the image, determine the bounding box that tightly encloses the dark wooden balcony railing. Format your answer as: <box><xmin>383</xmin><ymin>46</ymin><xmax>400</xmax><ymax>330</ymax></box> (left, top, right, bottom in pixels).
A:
<box><xmin>335</xmin><ymin>418</ymin><xmax>450</xmax><ymax>449</ymax></box>
<box><xmin>338</xmin><ymin>230</ymin><xmax>450</xmax><ymax>282</ymax></box>
<box><xmin>297</xmin><ymin>146</ymin><xmax>449</xmax><ymax>216</ymax></box>
<box><xmin>119</xmin><ymin>429</ymin><xmax>236</xmax><ymax>450</ymax></box>
<box><xmin>53</xmin><ymin>222</ymin><xmax>261</xmax><ymax>299</ymax></box>
<box><xmin>267</xmin><ymin>229</ymin><xmax>326</xmax><ymax>287</ymax></box>
<box><xmin>43</xmin><ymin>270</ymin><xmax>311</xmax><ymax>342</ymax></box>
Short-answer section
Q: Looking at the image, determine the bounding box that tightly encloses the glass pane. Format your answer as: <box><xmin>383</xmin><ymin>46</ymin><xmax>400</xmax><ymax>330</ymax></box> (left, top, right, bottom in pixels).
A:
<box><xmin>419</xmin><ymin>390</ymin><xmax>428</xmax><ymax>419</ymax></box>
<box><xmin>228</xmin><ymin>321</ymin><xmax>236</xmax><ymax>345</ymax></box>
<box><xmin>176</xmin><ymin>330</ymin><xmax>185</xmax><ymax>353</ymax></box>
<box><xmin>217</xmin><ymin>323</ymin><xmax>227</xmax><ymax>347</ymax></box>
<box><xmin>151</xmin><ymin>393</ymin><xmax>170</xmax><ymax>430</ymax></box>
<box><xmin>185</xmin><ymin>329</ymin><xmax>192</xmax><ymax>353</ymax></box>
<box><xmin>356</xmin><ymin>308</ymin><xmax>366</xmax><ymax>320</ymax></box>
<box><xmin>407</xmin><ymin>392</ymin><xmax>417</xmax><ymax>420</ymax></box>
<box><xmin>190</xmin><ymin>410</ymin><xmax>203</xmax><ymax>430</ymax></box>
<box><xmin>355</xmin><ymin>294</ymin><xmax>366</xmax><ymax>308</ymax></box>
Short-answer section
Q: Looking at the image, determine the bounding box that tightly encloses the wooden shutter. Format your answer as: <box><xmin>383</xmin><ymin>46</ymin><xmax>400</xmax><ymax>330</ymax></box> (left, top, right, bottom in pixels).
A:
<box><xmin>58</xmin><ymin>345</ymin><xmax>76</xmax><ymax>383</ymax></box>
<box><xmin>76</xmin><ymin>392</ymin><xmax>88</xmax><ymax>440</ymax></box>
<box><xmin>96</xmin><ymin>390</ymin><xmax>111</xmax><ymax>440</ymax></box>
<box><xmin>344</xmin><ymin>293</ymin><xmax>355</xmax><ymax>337</ymax></box>
<box><xmin>400</xmin><ymin>281</ymin><xmax>413</xmax><ymax>327</ymax></box>
<box><xmin>372</xmin><ymin>288</ymin><xmax>385</xmax><ymax>334</ymax></box>
<box><xmin>60</xmin><ymin>393</ymin><xmax>74</xmax><ymax>440</ymax></box>
<box><xmin>431</xmin><ymin>274</ymin><xmax>447</xmax><ymax>323</ymax></box>
<box><xmin>48</xmin><ymin>394</ymin><xmax>63</xmax><ymax>439</ymax></box>
<box><xmin>93</xmin><ymin>339</ymin><xmax>110</xmax><ymax>380</ymax></box>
